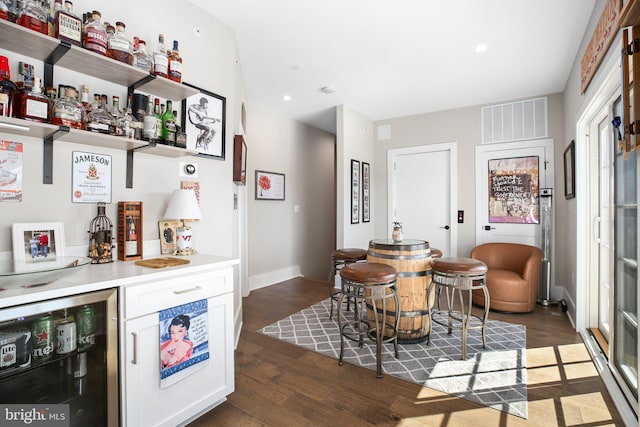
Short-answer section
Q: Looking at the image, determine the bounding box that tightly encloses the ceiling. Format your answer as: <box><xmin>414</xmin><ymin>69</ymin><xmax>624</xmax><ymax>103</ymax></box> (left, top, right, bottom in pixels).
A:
<box><xmin>190</xmin><ymin>1</ymin><xmax>596</xmax><ymax>134</ymax></box>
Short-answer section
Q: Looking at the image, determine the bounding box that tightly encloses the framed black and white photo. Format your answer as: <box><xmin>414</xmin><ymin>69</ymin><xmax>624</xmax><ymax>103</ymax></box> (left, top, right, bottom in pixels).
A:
<box><xmin>362</xmin><ymin>161</ymin><xmax>370</xmax><ymax>222</ymax></box>
<box><xmin>182</xmin><ymin>83</ymin><xmax>226</xmax><ymax>160</ymax></box>
<box><xmin>351</xmin><ymin>159</ymin><xmax>360</xmax><ymax>224</ymax></box>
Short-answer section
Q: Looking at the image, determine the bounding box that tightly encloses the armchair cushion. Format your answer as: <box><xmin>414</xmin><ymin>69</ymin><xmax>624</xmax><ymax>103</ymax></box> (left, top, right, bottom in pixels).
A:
<box><xmin>470</xmin><ymin>242</ymin><xmax>542</xmax><ymax>313</ymax></box>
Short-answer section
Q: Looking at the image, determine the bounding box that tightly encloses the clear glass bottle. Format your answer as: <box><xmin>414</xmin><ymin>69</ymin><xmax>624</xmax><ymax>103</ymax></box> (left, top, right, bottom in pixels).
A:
<box><xmin>86</xmin><ymin>94</ymin><xmax>114</xmax><ymax>134</ymax></box>
<box><xmin>106</xmin><ymin>21</ymin><xmax>132</xmax><ymax>65</ymax></box>
<box><xmin>111</xmin><ymin>95</ymin><xmax>125</xmax><ymax>136</ymax></box>
<box><xmin>51</xmin><ymin>85</ymin><xmax>82</xmax><ymax>128</ymax></box>
<box><xmin>168</xmin><ymin>40</ymin><xmax>182</xmax><ymax>83</ymax></box>
<box><xmin>80</xmin><ymin>84</ymin><xmax>91</xmax><ymax>119</ymax></box>
<box><xmin>142</xmin><ymin>98</ymin><xmax>158</xmax><ymax>142</ymax></box>
<box><xmin>54</xmin><ymin>0</ymin><xmax>82</xmax><ymax>47</ymax></box>
<box><xmin>161</xmin><ymin>99</ymin><xmax>176</xmax><ymax>145</ymax></box>
<box><xmin>123</xmin><ymin>97</ymin><xmax>139</xmax><ymax>140</ymax></box>
<box><xmin>152</xmin><ymin>33</ymin><xmax>168</xmax><ymax>78</ymax></box>
<box><xmin>18</xmin><ymin>76</ymin><xmax>49</xmax><ymax>123</ymax></box>
<box><xmin>0</xmin><ymin>0</ymin><xmax>18</xmax><ymax>22</ymax></box>
<box><xmin>18</xmin><ymin>0</ymin><xmax>48</xmax><ymax>35</ymax></box>
<box><xmin>154</xmin><ymin>97</ymin><xmax>163</xmax><ymax>142</ymax></box>
<box><xmin>82</xmin><ymin>10</ymin><xmax>108</xmax><ymax>56</ymax></box>
<box><xmin>0</xmin><ymin>55</ymin><xmax>17</xmax><ymax>118</ymax></box>
<box><xmin>132</xmin><ymin>37</ymin><xmax>153</xmax><ymax>73</ymax></box>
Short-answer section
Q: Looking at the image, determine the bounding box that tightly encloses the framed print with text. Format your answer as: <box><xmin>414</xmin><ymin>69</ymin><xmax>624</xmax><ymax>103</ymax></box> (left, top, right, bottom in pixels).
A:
<box><xmin>351</xmin><ymin>159</ymin><xmax>360</xmax><ymax>224</ymax></box>
<box><xmin>362</xmin><ymin>162</ymin><xmax>370</xmax><ymax>222</ymax></box>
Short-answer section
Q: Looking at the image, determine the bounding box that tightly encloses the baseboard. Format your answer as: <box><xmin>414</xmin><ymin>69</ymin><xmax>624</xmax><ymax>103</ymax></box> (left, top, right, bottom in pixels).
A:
<box><xmin>249</xmin><ymin>265</ymin><xmax>301</xmax><ymax>291</ymax></box>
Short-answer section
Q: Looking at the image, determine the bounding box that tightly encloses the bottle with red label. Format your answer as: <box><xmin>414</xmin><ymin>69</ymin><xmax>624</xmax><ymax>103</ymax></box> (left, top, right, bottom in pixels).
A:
<box><xmin>18</xmin><ymin>0</ymin><xmax>48</xmax><ymax>35</ymax></box>
<box><xmin>0</xmin><ymin>0</ymin><xmax>18</xmax><ymax>22</ymax></box>
<box><xmin>0</xmin><ymin>56</ymin><xmax>17</xmax><ymax>118</ymax></box>
<box><xmin>83</xmin><ymin>10</ymin><xmax>108</xmax><ymax>56</ymax></box>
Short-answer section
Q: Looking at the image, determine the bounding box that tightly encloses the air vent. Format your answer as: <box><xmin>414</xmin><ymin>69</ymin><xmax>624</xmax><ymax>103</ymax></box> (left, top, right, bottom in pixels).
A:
<box><xmin>481</xmin><ymin>97</ymin><xmax>547</xmax><ymax>144</ymax></box>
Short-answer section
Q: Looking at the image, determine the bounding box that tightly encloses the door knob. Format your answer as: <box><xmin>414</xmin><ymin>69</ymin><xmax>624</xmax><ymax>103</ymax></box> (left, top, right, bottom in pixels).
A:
<box><xmin>440</xmin><ymin>225</ymin><xmax>450</xmax><ymax>230</ymax></box>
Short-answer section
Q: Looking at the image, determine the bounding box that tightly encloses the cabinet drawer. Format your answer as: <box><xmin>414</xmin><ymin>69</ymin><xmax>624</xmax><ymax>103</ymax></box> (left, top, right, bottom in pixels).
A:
<box><xmin>123</xmin><ymin>268</ymin><xmax>232</xmax><ymax>319</ymax></box>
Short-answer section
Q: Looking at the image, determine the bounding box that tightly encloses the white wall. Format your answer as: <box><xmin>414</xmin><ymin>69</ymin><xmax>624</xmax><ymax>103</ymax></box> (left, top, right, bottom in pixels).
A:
<box><xmin>0</xmin><ymin>0</ymin><xmax>247</xmax><ymax>336</ymax></box>
<box><xmin>336</xmin><ymin>105</ymin><xmax>375</xmax><ymax>249</ymax></box>
<box><xmin>246</xmin><ymin>104</ymin><xmax>335</xmax><ymax>288</ymax></box>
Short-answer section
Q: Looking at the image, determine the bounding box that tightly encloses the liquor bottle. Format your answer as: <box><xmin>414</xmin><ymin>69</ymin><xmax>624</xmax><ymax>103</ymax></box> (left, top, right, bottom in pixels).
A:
<box><xmin>54</xmin><ymin>0</ymin><xmax>82</xmax><ymax>47</ymax></box>
<box><xmin>168</xmin><ymin>40</ymin><xmax>182</xmax><ymax>83</ymax></box>
<box><xmin>51</xmin><ymin>85</ymin><xmax>82</xmax><ymax>128</ymax></box>
<box><xmin>142</xmin><ymin>98</ymin><xmax>158</xmax><ymax>142</ymax></box>
<box><xmin>48</xmin><ymin>0</ymin><xmax>61</xmax><ymax>37</ymax></box>
<box><xmin>123</xmin><ymin>96</ymin><xmax>139</xmax><ymax>140</ymax></box>
<box><xmin>125</xmin><ymin>215</ymin><xmax>138</xmax><ymax>256</ymax></box>
<box><xmin>111</xmin><ymin>95</ymin><xmax>125</xmax><ymax>136</ymax></box>
<box><xmin>80</xmin><ymin>85</ymin><xmax>91</xmax><ymax>118</ymax></box>
<box><xmin>154</xmin><ymin>97</ymin><xmax>163</xmax><ymax>142</ymax></box>
<box><xmin>18</xmin><ymin>76</ymin><xmax>49</xmax><ymax>123</ymax></box>
<box><xmin>0</xmin><ymin>0</ymin><xmax>18</xmax><ymax>22</ymax></box>
<box><xmin>86</xmin><ymin>94</ymin><xmax>114</xmax><ymax>134</ymax></box>
<box><xmin>0</xmin><ymin>56</ymin><xmax>17</xmax><ymax>117</ymax></box>
<box><xmin>132</xmin><ymin>37</ymin><xmax>153</xmax><ymax>73</ymax></box>
<box><xmin>153</xmin><ymin>33</ymin><xmax>168</xmax><ymax>78</ymax></box>
<box><xmin>18</xmin><ymin>0</ymin><xmax>48</xmax><ymax>35</ymax></box>
<box><xmin>106</xmin><ymin>21</ymin><xmax>133</xmax><ymax>65</ymax></box>
<box><xmin>161</xmin><ymin>100</ymin><xmax>177</xmax><ymax>145</ymax></box>
<box><xmin>83</xmin><ymin>10</ymin><xmax>108</xmax><ymax>56</ymax></box>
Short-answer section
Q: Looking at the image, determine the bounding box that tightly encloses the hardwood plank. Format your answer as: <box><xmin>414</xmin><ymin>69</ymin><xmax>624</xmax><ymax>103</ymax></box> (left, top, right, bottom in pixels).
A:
<box><xmin>188</xmin><ymin>277</ymin><xmax>625</xmax><ymax>426</ymax></box>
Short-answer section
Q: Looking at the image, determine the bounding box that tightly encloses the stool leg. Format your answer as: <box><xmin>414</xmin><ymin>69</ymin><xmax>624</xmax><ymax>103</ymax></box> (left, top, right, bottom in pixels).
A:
<box><xmin>392</xmin><ymin>287</ymin><xmax>400</xmax><ymax>358</ymax></box>
<box><xmin>459</xmin><ymin>288</ymin><xmax>469</xmax><ymax>360</ymax></box>
<box><xmin>337</xmin><ymin>292</ymin><xmax>346</xmax><ymax>366</ymax></box>
<box><xmin>481</xmin><ymin>278</ymin><xmax>490</xmax><ymax>349</ymax></box>
<box><xmin>375</xmin><ymin>294</ymin><xmax>384</xmax><ymax>378</ymax></box>
<box><xmin>328</xmin><ymin>258</ymin><xmax>336</xmax><ymax>320</ymax></box>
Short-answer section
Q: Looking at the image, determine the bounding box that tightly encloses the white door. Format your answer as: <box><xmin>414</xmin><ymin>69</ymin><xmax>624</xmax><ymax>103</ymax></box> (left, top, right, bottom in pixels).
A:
<box><xmin>388</xmin><ymin>143</ymin><xmax>457</xmax><ymax>256</ymax></box>
<box><xmin>475</xmin><ymin>139</ymin><xmax>554</xmax><ymax>247</ymax></box>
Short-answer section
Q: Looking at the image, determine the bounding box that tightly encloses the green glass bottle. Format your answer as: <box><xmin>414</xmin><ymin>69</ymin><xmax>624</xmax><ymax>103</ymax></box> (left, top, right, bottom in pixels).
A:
<box><xmin>161</xmin><ymin>99</ymin><xmax>177</xmax><ymax>145</ymax></box>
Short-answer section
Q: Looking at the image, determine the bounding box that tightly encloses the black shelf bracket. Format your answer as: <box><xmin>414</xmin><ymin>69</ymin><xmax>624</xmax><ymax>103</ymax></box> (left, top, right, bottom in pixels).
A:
<box><xmin>42</xmin><ymin>126</ymin><xmax>70</xmax><ymax>184</ymax></box>
<box><xmin>126</xmin><ymin>149</ymin><xmax>135</xmax><ymax>188</ymax></box>
<box><xmin>43</xmin><ymin>41</ymin><xmax>71</xmax><ymax>89</ymax></box>
<box><xmin>128</xmin><ymin>74</ymin><xmax>156</xmax><ymax>98</ymax></box>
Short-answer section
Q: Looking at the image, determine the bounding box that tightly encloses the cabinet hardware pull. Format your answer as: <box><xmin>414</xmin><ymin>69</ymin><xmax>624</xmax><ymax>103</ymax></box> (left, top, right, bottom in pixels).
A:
<box><xmin>131</xmin><ymin>332</ymin><xmax>137</xmax><ymax>364</ymax></box>
<box><xmin>173</xmin><ymin>286</ymin><xmax>202</xmax><ymax>295</ymax></box>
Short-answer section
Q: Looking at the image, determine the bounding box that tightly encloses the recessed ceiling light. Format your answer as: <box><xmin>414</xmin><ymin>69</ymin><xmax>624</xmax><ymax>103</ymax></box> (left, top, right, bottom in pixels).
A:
<box><xmin>320</xmin><ymin>86</ymin><xmax>335</xmax><ymax>94</ymax></box>
<box><xmin>475</xmin><ymin>43</ymin><xmax>488</xmax><ymax>53</ymax></box>
<box><xmin>282</xmin><ymin>95</ymin><xmax>291</xmax><ymax>101</ymax></box>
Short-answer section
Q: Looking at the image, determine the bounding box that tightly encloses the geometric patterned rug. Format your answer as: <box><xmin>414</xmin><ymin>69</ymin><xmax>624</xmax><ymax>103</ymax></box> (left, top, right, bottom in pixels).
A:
<box><xmin>258</xmin><ymin>298</ymin><xmax>528</xmax><ymax>419</ymax></box>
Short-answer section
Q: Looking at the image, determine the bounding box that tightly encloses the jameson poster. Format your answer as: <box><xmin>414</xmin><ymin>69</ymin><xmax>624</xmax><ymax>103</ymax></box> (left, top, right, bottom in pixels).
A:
<box><xmin>0</xmin><ymin>140</ymin><xmax>22</xmax><ymax>202</ymax></box>
<box><xmin>72</xmin><ymin>151</ymin><xmax>112</xmax><ymax>203</ymax></box>
<box><xmin>159</xmin><ymin>299</ymin><xmax>209</xmax><ymax>388</ymax></box>
<box><xmin>488</xmin><ymin>156</ymin><xmax>539</xmax><ymax>224</ymax></box>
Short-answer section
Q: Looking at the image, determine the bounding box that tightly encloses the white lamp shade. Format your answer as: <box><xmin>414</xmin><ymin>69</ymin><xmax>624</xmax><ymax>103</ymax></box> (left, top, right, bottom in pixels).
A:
<box><xmin>163</xmin><ymin>189</ymin><xmax>202</xmax><ymax>220</ymax></box>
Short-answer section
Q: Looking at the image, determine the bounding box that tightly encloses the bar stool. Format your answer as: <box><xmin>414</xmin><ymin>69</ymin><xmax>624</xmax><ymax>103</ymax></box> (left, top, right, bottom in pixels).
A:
<box><xmin>337</xmin><ymin>262</ymin><xmax>400</xmax><ymax>378</ymax></box>
<box><xmin>327</xmin><ymin>248</ymin><xmax>368</xmax><ymax>319</ymax></box>
<box><xmin>428</xmin><ymin>257</ymin><xmax>489</xmax><ymax>360</ymax></box>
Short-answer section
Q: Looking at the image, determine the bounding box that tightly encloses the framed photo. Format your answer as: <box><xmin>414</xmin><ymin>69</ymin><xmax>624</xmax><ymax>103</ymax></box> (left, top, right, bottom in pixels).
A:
<box><xmin>159</xmin><ymin>220</ymin><xmax>181</xmax><ymax>255</ymax></box>
<box><xmin>351</xmin><ymin>159</ymin><xmax>360</xmax><ymax>224</ymax></box>
<box><xmin>181</xmin><ymin>83</ymin><xmax>226</xmax><ymax>160</ymax></box>
<box><xmin>12</xmin><ymin>222</ymin><xmax>65</xmax><ymax>262</ymax></box>
<box><xmin>362</xmin><ymin>162</ymin><xmax>370</xmax><ymax>223</ymax></box>
<box><xmin>564</xmin><ymin>140</ymin><xmax>575</xmax><ymax>199</ymax></box>
<box><xmin>233</xmin><ymin>135</ymin><xmax>247</xmax><ymax>185</ymax></box>
<box><xmin>255</xmin><ymin>170</ymin><xmax>285</xmax><ymax>200</ymax></box>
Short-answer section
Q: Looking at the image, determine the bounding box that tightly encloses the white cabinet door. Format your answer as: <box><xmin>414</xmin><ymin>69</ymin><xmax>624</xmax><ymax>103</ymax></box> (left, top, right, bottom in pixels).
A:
<box><xmin>122</xmin><ymin>292</ymin><xmax>234</xmax><ymax>427</ymax></box>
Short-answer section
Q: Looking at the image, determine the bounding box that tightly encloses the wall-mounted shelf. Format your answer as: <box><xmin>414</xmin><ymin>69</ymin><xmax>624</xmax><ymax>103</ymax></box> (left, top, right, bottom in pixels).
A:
<box><xmin>0</xmin><ymin>19</ymin><xmax>204</xmax><ymax>187</ymax></box>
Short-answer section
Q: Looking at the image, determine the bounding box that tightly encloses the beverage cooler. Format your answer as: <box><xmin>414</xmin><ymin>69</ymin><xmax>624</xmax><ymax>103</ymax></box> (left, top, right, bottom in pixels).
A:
<box><xmin>0</xmin><ymin>289</ymin><xmax>118</xmax><ymax>426</ymax></box>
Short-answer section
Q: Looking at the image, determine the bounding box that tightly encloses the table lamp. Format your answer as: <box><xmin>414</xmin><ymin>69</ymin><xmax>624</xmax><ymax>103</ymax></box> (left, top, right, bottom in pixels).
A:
<box><xmin>163</xmin><ymin>189</ymin><xmax>202</xmax><ymax>255</ymax></box>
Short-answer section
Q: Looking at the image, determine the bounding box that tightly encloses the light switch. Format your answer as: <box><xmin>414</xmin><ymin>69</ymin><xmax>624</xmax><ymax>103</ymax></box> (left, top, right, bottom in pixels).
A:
<box><xmin>294</xmin><ymin>205</ymin><xmax>300</xmax><ymax>213</ymax></box>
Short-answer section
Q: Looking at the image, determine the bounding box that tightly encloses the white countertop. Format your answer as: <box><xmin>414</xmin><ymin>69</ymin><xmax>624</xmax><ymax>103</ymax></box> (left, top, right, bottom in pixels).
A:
<box><xmin>0</xmin><ymin>254</ymin><xmax>239</xmax><ymax>309</ymax></box>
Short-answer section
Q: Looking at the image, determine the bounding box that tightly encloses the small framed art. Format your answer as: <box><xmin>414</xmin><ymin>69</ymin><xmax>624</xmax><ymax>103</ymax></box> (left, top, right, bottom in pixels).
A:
<box><xmin>12</xmin><ymin>222</ymin><xmax>65</xmax><ymax>261</ymax></box>
<box><xmin>182</xmin><ymin>83</ymin><xmax>226</xmax><ymax>160</ymax></box>
<box><xmin>255</xmin><ymin>170</ymin><xmax>285</xmax><ymax>200</ymax></box>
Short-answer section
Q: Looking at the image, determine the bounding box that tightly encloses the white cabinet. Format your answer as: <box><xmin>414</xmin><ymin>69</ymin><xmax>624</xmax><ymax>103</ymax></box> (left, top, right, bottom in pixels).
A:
<box><xmin>120</xmin><ymin>265</ymin><xmax>234</xmax><ymax>427</ymax></box>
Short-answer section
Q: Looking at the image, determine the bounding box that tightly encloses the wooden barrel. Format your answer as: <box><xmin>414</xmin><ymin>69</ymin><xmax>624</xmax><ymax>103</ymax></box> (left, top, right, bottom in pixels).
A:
<box><xmin>366</xmin><ymin>239</ymin><xmax>433</xmax><ymax>343</ymax></box>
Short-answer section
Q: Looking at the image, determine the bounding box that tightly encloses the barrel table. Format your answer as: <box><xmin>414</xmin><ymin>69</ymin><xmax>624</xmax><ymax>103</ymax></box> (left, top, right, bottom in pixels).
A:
<box><xmin>366</xmin><ymin>239</ymin><xmax>433</xmax><ymax>343</ymax></box>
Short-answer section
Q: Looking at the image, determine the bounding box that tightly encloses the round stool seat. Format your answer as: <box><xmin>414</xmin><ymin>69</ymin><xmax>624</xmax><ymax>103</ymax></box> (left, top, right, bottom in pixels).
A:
<box><xmin>432</xmin><ymin>257</ymin><xmax>487</xmax><ymax>275</ymax></box>
<box><xmin>340</xmin><ymin>262</ymin><xmax>397</xmax><ymax>284</ymax></box>
<box><xmin>430</xmin><ymin>247</ymin><xmax>443</xmax><ymax>259</ymax></box>
<box><xmin>332</xmin><ymin>248</ymin><xmax>368</xmax><ymax>261</ymax></box>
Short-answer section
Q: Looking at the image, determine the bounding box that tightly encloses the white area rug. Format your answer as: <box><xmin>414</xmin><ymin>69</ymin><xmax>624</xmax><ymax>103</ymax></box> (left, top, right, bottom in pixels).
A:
<box><xmin>258</xmin><ymin>298</ymin><xmax>527</xmax><ymax>419</ymax></box>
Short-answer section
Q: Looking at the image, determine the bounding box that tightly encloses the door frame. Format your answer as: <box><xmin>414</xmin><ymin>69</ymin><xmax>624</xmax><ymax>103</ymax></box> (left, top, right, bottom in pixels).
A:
<box><xmin>387</xmin><ymin>142</ymin><xmax>458</xmax><ymax>256</ymax></box>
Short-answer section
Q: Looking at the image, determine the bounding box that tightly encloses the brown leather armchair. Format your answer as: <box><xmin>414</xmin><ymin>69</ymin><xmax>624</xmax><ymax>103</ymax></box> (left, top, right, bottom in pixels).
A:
<box><xmin>470</xmin><ymin>242</ymin><xmax>542</xmax><ymax>313</ymax></box>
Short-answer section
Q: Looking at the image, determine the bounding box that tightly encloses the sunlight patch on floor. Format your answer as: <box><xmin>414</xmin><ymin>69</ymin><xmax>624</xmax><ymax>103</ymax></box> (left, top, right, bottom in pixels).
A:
<box><xmin>558</xmin><ymin>343</ymin><xmax>591</xmax><ymax>364</ymax></box>
<box><xmin>527</xmin><ymin>365</ymin><xmax>562</xmax><ymax>385</ymax></box>
<box><xmin>526</xmin><ymin>346</ymin><xmax>557</xmax><ymax>368</ymax></box>
<box><xmin>561</xmin><ymin>392</ymin><xmax>613</xmax><ymax>426</ymax></box>
<box><xmin>563</xmin><ymin>361</ymin><xmax>599</xmax><ymax>380</ymax></box>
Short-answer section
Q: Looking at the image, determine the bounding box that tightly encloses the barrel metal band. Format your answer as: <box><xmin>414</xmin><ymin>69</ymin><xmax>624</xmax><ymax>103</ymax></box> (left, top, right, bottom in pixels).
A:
<box><xmin>365</xmin><ymin>303</ymin><xmax>429</xmax><ymax>318</ymax></box>
<box><xmin>396</xmin><ymin>270</ymin><xmax>432</xmax><ymax>278</ymax></box>
<box><xmin>367</xmin><ymin>251</ymin><xmax>430</xmax><ymax>260</ymax></box>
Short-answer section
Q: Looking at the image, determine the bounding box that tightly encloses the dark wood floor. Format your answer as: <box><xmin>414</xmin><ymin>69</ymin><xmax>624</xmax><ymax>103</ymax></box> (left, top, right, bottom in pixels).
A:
<box><xmin>189</xmin><ymin>277</ymin><xmax>626</xmax><ymax>426</ymax></box>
